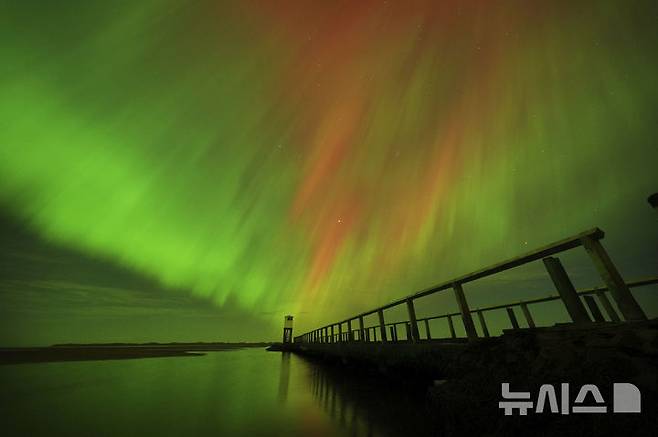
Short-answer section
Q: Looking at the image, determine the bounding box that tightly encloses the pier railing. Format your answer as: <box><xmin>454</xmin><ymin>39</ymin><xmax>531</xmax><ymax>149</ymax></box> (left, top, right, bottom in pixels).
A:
<box><xmin>294</xmin><ymin>228</ymin><xmax>655</xmax><ymax>344</ymax></box>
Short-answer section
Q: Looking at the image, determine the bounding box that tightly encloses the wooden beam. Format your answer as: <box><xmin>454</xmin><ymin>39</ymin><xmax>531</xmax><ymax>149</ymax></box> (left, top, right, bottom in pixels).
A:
<box><xmin>377</xmin><ymin>309</ymin><xmax>388</xmax><ymax>342</ymax></box>
<box><xmin>447</xmin><ymin>315</ymin><xmax>456</xmax><ymax>339</ymax></box>
<box><xmin>581</xmin><ymin>236</ymin><xmax>647</xmax><ymax>321</ymax></box>
<box><xmin>596</xmin><ymin>291</ymin><xmax>620</xmax><ymax>322</ymax></box>
<box><xmin>358</xmin><ymin>316</ymin><xmax>365</xmax><ymax>342</ymax></box>
<box><xmin>349</xmin><ymin>228</ymin><xmax>604</xmax><ymax>316</ymax></box>
<box><xmin>406</xmin><ymin>299</ymin><xmax>420</xmax><ymax>342</ymax></box>
<box><xmin>583</xmin><ymin>295</ymin><xmax>605</xmax><ymax>322</ymax></box>
<box><xmin>506</xmin><ymin>307</ymin><xmax>520</xmax><ymax>329</ymax></box>
<box><xmin>520</xmin><ymin>302</ymin><xmax>536</xmax><ymax>328</ymax></box>
<box><xmin>452</xmin><ymin>283</ymin><xmax>478</xmax><ymax>341</ymax></box>
<box><xmin>543</xmin><ymin>257</ymin><xmax>591</xmax><ymax>323</ymax></box>
<box><xmin>476</xmin><ymin>310</ymin><xmax>490</xmax><ymax>337</ymax></box>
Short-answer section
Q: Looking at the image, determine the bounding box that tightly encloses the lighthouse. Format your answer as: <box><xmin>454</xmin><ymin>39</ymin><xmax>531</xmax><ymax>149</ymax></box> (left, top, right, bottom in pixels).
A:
<box><xmin>282</xmin><ymin>315</ymin><xmax>294</xmax><ymax>343</ymax></box>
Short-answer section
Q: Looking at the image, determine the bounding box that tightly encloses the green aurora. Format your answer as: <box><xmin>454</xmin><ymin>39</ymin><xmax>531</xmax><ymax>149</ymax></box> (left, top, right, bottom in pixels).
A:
<box><xmin>1</xmin><ymin>0</ymin><xmax>657</xmax><ymax>344</ymax></box>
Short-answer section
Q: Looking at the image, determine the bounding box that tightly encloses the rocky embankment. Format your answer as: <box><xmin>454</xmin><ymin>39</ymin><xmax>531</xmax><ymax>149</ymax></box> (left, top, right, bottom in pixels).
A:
<box><xmin>428</xmin><ymin>320</ymin><xmax>658</xmax><ymax>436</ymax></box>
<box><xmin>274</xmin><ymin>320</ymin><xmax>657</xmax><ymax>435</ymax></box>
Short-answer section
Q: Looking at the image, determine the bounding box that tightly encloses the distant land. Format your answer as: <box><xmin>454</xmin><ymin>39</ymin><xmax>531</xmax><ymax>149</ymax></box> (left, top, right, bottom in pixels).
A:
<box><xmin>51</xmin><ymin>342</ymin><xmax>273</xmax><ymax>347</ymax></box>
<box><xmin>0</xmin><ymin>342</ymin><xmax>272</xmax><ymax>365</ymax></box>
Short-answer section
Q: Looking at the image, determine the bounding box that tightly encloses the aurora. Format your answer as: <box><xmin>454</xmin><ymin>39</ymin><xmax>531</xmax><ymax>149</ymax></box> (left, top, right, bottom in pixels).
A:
<box><xmin>1</xmin><ymin>0</ymin><xmax>656</xmax><ymax>344</ymax></box>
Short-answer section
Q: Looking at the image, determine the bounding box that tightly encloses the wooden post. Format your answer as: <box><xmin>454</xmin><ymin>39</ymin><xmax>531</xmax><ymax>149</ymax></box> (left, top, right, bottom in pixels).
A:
<box><xmin>583</xmin><ymin>295</ymin><xmax>605</xmax><ymax>322</ymax></box>
<box><xmin>543</xmin><ymin>257</ymin><xmax>591</xmax><ymax>323</ymax></box>
<box><xmin>347</xmin><ymin>319</ymin><xmax>353</xmax><ymax>341</ymax></box>
<box><xmin>405</xmin><ymin>323</ymin><xmax>412</xmax><ymax>341</ymax></box>
<box><xmin>476</xmin><ymin>310</ymin><xmax>490</xmax><ymax>337</ymax></box>
<box><xmin>358</xmin><ymin>316</ymin><xmax>365</xmax><ymax>342</ymax></box>
<box><xmin>520</xmin><ymin>302</ymin><xmax>536</xmax><ymax>328</ymax></box>
<box><xmin>338</xmin><ymin>323</ymin><xmax>343</xmax><ymax>342</ymax></box>
<box><xmin>424</xmin><ymin>319</ymin><xmax>431</xmax><ymax>340</ymax></box>
<box><xmin>330</xmin><ymin>325</ymin><xmax>335</xmax><ymax>343</ymax></box>
<box><xmin>377</xmin><ymin>309</ymin><xmax>388</xmax><ymax>342</ymax></box>
<box><xmin>452</xmin><ymin>283</ymin><xmax>478</xmax><ymax>341</ymax></box>
<box><xmin>596</xmin><ymin>291</ymin><xmax>621</xmax><ymax>322</ymax></box>
<box><xmin>447</xmin><ymin>315</ymin><xmax>456</xmax><ymax>339</ymax></box>
<box><xmin>406</xmin><ymin>298</ymin><xmax>420</xmax><ymax>342</ymax></box>
<box><xmin>506</xmin><ymin>307</ymin><xmax>520</xmax><ymax>329</ymax></box>
<box><xmin>390</xmin><ymin>326</ymin><xmax>396</xmax><ymax>342</ymax></box>
<box><xmin>581</xmin><ymin>236</ymin><xmax>647</xmax><ymax>321</ymax></box>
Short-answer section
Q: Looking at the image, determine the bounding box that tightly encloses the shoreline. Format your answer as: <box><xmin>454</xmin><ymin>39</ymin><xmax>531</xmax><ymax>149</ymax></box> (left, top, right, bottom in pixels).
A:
<box><xmin>0</xmin><ymin>343</ymin><xmax>271</xmax><ymax>365</ymax></box>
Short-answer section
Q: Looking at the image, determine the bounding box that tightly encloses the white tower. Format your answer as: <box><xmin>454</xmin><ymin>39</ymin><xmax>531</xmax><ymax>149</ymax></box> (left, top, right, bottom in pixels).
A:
<box><xmin>282</xmin><ymin>315</ymin><xmax>294</xmax><ymax>343</ymax></box>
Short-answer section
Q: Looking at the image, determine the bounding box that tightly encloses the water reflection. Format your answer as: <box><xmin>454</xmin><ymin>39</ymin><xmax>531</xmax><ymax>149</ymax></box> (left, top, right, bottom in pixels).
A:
<box><xmin>304</xmin><ymin>358</ymin><xmax>435</xmax><ymax>437</ymax></box>
<box><xmin>0</xmin><ymin>349</ymin><xmax>436</xmax><ymax>437</ymax></box>
<box><xmin>277</xmin><ymin>352</ymin><xmax>291</xmax><ymax>403</ymax></box>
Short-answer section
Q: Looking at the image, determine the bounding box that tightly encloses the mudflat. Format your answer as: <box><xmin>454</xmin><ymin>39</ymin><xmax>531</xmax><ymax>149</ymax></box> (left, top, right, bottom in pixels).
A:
<box><xmin>0</xmin><ymin>343</ymin><xmax>271</xmax><ymax>364</ymax></box>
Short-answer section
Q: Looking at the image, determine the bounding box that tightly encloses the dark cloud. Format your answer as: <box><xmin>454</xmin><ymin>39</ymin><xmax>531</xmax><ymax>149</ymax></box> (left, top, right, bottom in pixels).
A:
<box><xmin>0</xmin><ymin>210</ymin><xmax>275</xmax><ymax>345</ymax></box>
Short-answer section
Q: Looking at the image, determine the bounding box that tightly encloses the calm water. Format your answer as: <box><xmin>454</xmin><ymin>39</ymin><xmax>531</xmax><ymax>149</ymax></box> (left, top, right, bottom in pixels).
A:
<box><xmin>0</xmin><ymin>348</ymin><xmax>434</xmax><ymax>436</ymax></box>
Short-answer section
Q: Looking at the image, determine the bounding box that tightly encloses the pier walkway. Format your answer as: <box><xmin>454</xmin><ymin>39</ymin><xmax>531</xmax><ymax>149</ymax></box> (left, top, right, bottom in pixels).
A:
<box><xmin>291</xmin><ymin>228</ymin><xmax>656</xmax><ymax>359</ymax></box>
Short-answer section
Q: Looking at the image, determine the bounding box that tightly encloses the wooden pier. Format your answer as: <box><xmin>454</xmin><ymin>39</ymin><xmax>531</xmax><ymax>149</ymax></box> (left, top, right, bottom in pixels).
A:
<box><xmin>281</xmin><ymin>225</ymin><xmax>658</xmax><ymax>434</ymax></box>
<box><xmin>293</xmin><ymin>228</ymin><xmax>655</xmax><ymax>348</ymax></box>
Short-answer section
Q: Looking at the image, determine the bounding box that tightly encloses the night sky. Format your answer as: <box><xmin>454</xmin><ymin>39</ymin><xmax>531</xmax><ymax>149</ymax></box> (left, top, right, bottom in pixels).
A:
<box><xmin>1</xmin><ymin>0</ymin><xmax>657</xmax><ymax>346</ymax></box>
